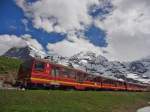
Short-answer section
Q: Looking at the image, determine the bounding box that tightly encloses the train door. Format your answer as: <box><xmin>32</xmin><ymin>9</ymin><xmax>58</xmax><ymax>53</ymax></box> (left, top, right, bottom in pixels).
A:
<box><xmin>124</xmin><ymin>82</ymin><xmax>127</xmax><ymax>91</ymax></box>
<box><xmin>51</xmin><ymin>66</ymin><xmax>60</xmax><ymax>80</ymax></box>
<box><xmin>75</xmin><ymin>72</ymin><xmax>87</xmax><ymax>90</ymax></box>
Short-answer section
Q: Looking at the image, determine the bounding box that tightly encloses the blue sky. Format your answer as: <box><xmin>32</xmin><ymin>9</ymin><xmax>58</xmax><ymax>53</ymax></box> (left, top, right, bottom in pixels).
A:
<box><xmin>1</xmin><ymin>0</ymin><xmax>149</xmax><ymax>61</ymax></box>
<box><xmin>0</xmin><ymin>0</ymin><xmax>107</xmax><ymax>51</ymax></box>
<box><xmin>0</xmin><ymin>0</ymin><xmax>66</xmax><ymax>49</ymax></box>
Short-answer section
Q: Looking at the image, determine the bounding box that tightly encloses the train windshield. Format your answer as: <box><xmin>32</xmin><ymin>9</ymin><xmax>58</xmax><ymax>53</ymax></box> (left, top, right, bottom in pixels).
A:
<box><xmin>34</xmin><ymin>62</ymin><xmax>45</xmax><ymax>71</ymax></box>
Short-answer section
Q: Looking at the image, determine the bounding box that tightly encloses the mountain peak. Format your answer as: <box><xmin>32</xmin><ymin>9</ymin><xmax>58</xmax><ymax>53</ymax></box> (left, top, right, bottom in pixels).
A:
<box><xmin>3</xmin><ymin>45</ymin><xmax>46</xmax><ymax>60</ymax></box>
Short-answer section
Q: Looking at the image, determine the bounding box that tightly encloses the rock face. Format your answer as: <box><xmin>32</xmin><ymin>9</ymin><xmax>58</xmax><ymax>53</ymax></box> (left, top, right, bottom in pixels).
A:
<box><xmin>3</xmin><ymin>47</ymin><xmax>150</xmax><ymax>84</ymax></box>
<box><xmin>3</xmin><ymin>46</ymin><xmax>46</xmax><ymax>60</ymax></box>
<box><xmin>3</xmin><ymin>47</ymin><xmax>32</xmax><ymax>60</ymax></box>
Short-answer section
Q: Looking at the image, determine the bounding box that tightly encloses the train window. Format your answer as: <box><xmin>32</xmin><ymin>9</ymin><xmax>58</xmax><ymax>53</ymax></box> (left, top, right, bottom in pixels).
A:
<box><xmin>59</xmin><ymin>68</ymin><xmax>71</xmax><ymax>78</ymax></box>
<box><xmin>93</xmin><ymin>77</ymin><xmax>100</xmax><ymax>82</ymax></box>
<box><xmin>86</xmin><ymin>75</ymin><xmax>93</xmax><ymax>81</ymax></box>
<box><xmin>108</xmin><ymin>80</ymin><xmax>112</xmax><ymax>84</ymax></box>
<box><xmin>110</xmin><ymin>80</ymin><xmax>114</xmax><ymax>85</ymax></box>
<box><xmin>83</xmin><ymin>73</ymin><xmax>89</xmax><ymax>81</ymax></box>
<box><xmin>63</xmin><ymin>69</ymin><xmax>69</xmax><ymax>77</ymax></box>
<box><xmin>34</xmin><ymin>62</ymin><xmax>45</xmax><ymax>71</ymax></box>
<box><xmin>118</xmin><ymin>82</ymin><xmax>123</xmax><ymax>86</ymax></box>
<box><xmin>69</xmin><ymin>71</ymin><xmax>76</xmax><ymax>79</ymax></box>
<box><xmin>76</xmin><ymin>72</ymin><xmax>85</xmax><ymax>82</ymax></box>
<box><xmin>103</xmin><ymin>79</ymin><xmax>113</xmax><ymax>85</ymax></box>
<box><xmin>102</xmin><ymin>79</ymin><xmax>107</xmax><ymax>84</ymax></box>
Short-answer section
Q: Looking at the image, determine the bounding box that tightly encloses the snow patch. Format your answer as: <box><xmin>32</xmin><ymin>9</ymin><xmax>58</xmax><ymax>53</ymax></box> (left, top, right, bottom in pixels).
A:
<box><xmin>127</xmin><ymin>73</ymin><xmax>139</xmax><ymax>79</ymax></box>
<box><xmin>137</xmin><ymin>106</ymin><xmax>150</xmax><ymax>112</ymax></box>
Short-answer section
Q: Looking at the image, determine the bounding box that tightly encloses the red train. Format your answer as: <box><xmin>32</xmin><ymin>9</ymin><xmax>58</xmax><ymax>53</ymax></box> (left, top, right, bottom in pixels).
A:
<box><xmin>16</xmin><ymin>58</ymin><xmax>149</xmax><ymax>91</ymax></box>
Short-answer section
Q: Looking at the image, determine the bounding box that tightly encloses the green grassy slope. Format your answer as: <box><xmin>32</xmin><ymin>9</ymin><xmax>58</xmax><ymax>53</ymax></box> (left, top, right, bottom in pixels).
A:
<box><xmin>0</xmin><ymin>56</ymin><xmax>22</xmax><ymax>74</ymax></box>
<box><xmin>0</xmin><ymin>90</ymin><xmax>150</xmax><ymax>112</ymax></box>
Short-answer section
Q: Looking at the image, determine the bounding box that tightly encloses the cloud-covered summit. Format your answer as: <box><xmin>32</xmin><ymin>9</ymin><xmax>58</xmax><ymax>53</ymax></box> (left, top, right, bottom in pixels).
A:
<box><xmin>0</xmin><ymin>34</ymin><xmax>45</xmax><ymax>55</ymax></box>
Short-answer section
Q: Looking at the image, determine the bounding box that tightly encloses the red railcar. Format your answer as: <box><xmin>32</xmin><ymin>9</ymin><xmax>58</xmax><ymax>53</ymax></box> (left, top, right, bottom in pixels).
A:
<box><xmin>16</xmin><ymin>58</ymin><xmax>149</xmax><ymax>91</ymax></box>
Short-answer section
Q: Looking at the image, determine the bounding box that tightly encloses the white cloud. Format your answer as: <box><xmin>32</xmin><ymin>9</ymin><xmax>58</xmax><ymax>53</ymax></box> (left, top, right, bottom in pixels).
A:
<box><xmin>21</xmin><ymin>34</ymin><xmax>44</xmax><ymax>51</ymax></box>
<box><xmin>96</xmin><ymin>0</ymin><xmax>150</xmax><ymax>61</ymax></box>
<box><xmin>16</xmin><ymin>0</ymin><xmax>150</xmax><ymax>61</ymax></box>
<box><xmin>47</xmin><ymin>33</ymin><xmax>104</xmax><ymax>57</ymax></box>
<box><xmin>0</xmin><ymin>34</ymin><xmax>44</xmax><ymax>55</ymax></box>
<box><xmin>15</xmin><ymin>0</ymin><xmax>112</xmax><ymax>58</ymax></box>
<box><xmin>22</xmin><ymin>19</ymin><xmax>29</xmax><ymax>31</ymax></box>
<box><xmin>0</xmin><ymin>35</ymin><xmax>26</xmax><ymax>55</ymax></box>
<box><xmin>16</xmin><ymin>0</ymin><xmax>100</xmax><ymax>33</ymax></box>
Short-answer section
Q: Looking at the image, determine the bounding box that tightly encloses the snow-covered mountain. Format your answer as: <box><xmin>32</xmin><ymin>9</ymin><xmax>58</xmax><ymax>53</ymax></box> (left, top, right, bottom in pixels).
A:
<box><xmin>52</xmin><ymin>51</ymin><xmax>150</xmax><ymax>84</ymax></box>
<box><xmin>3</xmin><ymin>46</ymin><xmax>46</xmax><ymax>60</ymax></box>
<box><xmin>3</xmin><ymin>46</ymin><xmax>150</xmax><ymax>84</ymax></box>
<box><xmin>126</xmin><ymin>58</ymin><xmax>150</xmax><ymax>83</ymax></box>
